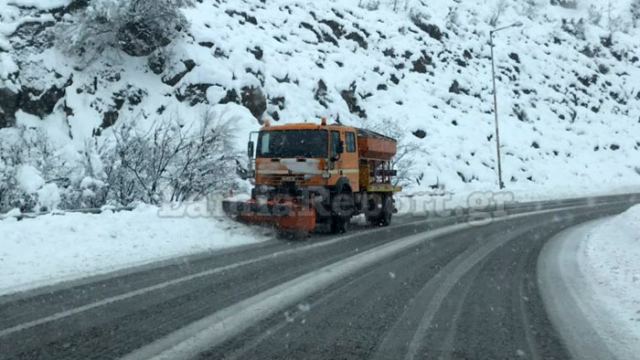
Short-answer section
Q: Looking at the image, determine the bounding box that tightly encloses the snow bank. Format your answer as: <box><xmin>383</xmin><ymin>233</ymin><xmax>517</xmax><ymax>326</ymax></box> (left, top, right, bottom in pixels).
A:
<box><xmin>579</xmin><ymin>205</ymin><xmax>640</xmax><ymax>349</ymax></box>
<box><xmin>0</xmin><ymin>204</ymin><xmax>269</xmax><ymax>296</ymax></box>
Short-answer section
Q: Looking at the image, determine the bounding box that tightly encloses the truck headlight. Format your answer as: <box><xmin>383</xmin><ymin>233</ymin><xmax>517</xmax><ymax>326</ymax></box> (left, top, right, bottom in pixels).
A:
<box><xmin>322</xmin><ymin>171</ymin><xmax>331</xmax><ymax>179</ymax></box>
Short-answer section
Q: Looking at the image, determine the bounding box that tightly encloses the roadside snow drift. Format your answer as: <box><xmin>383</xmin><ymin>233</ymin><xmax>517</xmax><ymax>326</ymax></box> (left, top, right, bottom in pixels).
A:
<box><xmin>0</xmin><ymin>205</ymin><xmax>268</xmax><ymax>296</ymax></box>
<box><xmin>580</xmin><ymin>205</ymin><xmax>640</xmax><ymax>342</ymax></box>
<box><xmin>538</xmin><ymin>206</ymin><xmax>640</xmax><ymax>360</ymax></box>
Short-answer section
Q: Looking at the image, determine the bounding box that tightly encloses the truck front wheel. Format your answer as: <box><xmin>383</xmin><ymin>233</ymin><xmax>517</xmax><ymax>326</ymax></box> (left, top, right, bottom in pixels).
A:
<box><xmin>329</xmin><ymin>190</ymin><xmax>354</xmax><ymax>234</ymax></box>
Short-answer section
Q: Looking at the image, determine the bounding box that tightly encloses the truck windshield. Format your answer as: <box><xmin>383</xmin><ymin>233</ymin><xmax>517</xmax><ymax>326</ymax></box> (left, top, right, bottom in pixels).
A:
<box><xmin>257</xmin><ymin>130</ymin><xmax>328</xmax><ymax>158</ymax></box>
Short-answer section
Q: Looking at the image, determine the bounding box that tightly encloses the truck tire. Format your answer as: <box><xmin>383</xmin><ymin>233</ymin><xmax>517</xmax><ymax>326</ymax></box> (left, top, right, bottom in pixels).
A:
<box><xmin>330</xmin><ymin>189</ymin><xmax>354</xmax><ymax>234</ymax></box>
<box><xmin>379</xmin><ymin>196</ymin><xmax>393</xmax><ymax>226</ymax></box>
<box><xmin>366</xmin><ymin>194</ymin><xmax>393</xmax><ymax>227</ymax></box>
<box><xmin>277</xmin><ymin>228</ymin><xmax>310</xmax><ymax>240</ymax></box>
<box><xmin>330</xmin><ymin>215</ymin><xmax>348</xmax><ymax>234</ymax></box>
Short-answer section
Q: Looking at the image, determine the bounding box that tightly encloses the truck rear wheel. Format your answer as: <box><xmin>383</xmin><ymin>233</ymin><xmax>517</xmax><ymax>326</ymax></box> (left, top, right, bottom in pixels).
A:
<box><xmin>366</xmin><ymin>194</ymin><xmax>393</xmax><ymax>227</ymax></box>
<box><xmin>330</xmin><ymin>215</ymin><xmax>348</xmax><ymax>234</ymax></box>
<box><xmin>378</xmin><ymin>197</ymin><xmax>393</xmax><ymax>226</ymax></box>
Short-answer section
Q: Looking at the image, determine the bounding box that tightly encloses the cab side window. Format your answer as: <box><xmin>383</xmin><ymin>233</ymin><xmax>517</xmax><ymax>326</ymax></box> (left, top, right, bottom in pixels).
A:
<box><xmin>331</xmin><ymin>131</ymin><xmax>341</xmax><ymax>157</ymax></box>
<box><xmin>346</xmin><ymin>132</ymin><xmax>356</xmax><ymax>153</ymax></box>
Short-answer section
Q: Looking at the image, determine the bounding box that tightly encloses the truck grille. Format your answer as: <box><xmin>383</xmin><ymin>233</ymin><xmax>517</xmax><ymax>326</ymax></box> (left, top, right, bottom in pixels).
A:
<box><xmin>262</xmin><ymin>175</ymin><xmax>306</xmax><ymax>186</ymax></box>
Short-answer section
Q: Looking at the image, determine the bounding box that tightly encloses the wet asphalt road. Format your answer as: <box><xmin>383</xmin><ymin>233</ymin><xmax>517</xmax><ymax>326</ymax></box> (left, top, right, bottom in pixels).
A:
<box><xmin>0</xmin><ymin>194</ymin><xmax>638</xmax><ymax>360</ymax></box>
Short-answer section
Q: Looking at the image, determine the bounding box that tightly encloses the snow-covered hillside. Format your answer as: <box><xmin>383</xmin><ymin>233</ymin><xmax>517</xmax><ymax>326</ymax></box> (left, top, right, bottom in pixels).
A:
<box><xmin>1</xmin><ymin>0</ymin><xmax>639</xmax><ymax>211</ymax></box>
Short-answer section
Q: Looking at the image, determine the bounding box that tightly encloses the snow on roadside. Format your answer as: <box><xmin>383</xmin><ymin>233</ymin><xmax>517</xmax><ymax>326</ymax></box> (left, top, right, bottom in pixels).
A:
<box><xmin>0</xmin><ymin>204</ymin><xmax>269</xmax><ymax>296</ymax></box>
<box><xmin>395</xmin><ymin>185</ymin><xmax>640</xmax><ymax>219</ymax></box>
<box><xmin>579</xmin><ymin>205</ymin><xmax>640</xmax><ymax>346</ymax></box>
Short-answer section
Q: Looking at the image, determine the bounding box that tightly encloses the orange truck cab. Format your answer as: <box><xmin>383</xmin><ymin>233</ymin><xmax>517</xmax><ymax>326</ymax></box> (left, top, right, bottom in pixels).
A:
<box><xmin>225</xmin><ymin>118</ymin><xmax>401</xmax><ymax>235</ymax></box>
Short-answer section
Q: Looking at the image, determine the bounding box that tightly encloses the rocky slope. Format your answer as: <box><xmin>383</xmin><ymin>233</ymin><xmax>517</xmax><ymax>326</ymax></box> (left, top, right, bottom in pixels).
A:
<box><xmin>1</xmin><ymin>0</ymin><xmax>639</xmax><ymax>200</ymax></box>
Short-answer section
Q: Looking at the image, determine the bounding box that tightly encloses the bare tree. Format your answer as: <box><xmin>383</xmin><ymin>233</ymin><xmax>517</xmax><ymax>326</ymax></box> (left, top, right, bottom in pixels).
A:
<box><xmin>168</xmin><ymin>110</ymin><xmax>238</xmax><ymax>201</ymax></box>
<box><xmin>369</xmin><ymin>119</ymin><xmax>427</xmax><ymax>188</ymax></box>
<box><xmin>100</xmin><ymin>110</ymin><xmax>239</xmax><ymax>206</ymax></box>
<box><xmin>101</xmin><ymin>120</ymin><xmax>182</xmax><ymax>205</ymax></box>
<box><xmin>0</xmin><ymin>110</ymin><xmax>240</xmax><ymax>212</ymax></box>
<box><xmin>489</xmin><ymin>0</ymin><xmax>508</xmax><ymax>27</ymax></box>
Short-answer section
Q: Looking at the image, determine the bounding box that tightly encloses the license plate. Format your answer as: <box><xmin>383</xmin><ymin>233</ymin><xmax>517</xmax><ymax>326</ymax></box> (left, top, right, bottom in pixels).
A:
<box><xmin>282</xmin><ymin>176</ymin><xmax>297</xmax><ymax>182</ymax></box>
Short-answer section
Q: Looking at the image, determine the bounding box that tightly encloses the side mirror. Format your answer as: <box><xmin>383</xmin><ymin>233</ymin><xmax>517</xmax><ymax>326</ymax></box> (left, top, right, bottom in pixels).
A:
<box><xmin>247</xmin><ymin>141</ymin><xmax>255</xmax><ymax>158</ymax></box>
<box><xmin>331</xmin><ymin>141</ymin><xmax>344</xmax><ymax>162</ymax></box>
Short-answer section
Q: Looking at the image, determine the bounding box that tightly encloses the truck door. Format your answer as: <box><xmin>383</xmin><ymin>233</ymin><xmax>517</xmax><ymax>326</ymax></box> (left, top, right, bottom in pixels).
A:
<box><xmin>343</xmin><ymin>131</ymin><xmax>359</xmax><ymax>191</ymax></box>
<box><xmin>330</xmin><ymin>130</ymin><xmax>341</xmax><ymax>169</ymax></box>
<box><xmin>330</xmin><ymin>130</ymin><xmax>359</xmax><ymax>192</ymax></box>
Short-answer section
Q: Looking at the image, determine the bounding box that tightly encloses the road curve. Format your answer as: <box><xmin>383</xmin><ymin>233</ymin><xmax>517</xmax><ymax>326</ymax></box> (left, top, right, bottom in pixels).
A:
<box><xmin>0</xmin><ymin>194</ymin><xmax>638</xmax><ymax>360</ymax></box>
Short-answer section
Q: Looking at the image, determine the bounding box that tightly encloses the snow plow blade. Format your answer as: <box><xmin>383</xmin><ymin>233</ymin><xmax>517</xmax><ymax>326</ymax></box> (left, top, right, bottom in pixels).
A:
<box><xmin>222</xmin><ymin>199</ymin><xmax>317</xmax><ymax>234</ymax></box>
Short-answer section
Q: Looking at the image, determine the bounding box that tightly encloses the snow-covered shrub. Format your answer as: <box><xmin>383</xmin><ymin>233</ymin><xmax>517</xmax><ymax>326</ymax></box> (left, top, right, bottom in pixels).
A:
<box><xmin>523</xmin><ymin>0</ymin><xmax>539</xmax><ymax>20</ymax></box>
<box><xmin>0</xmin><ymin>159</ymin><xmax>36</xmax><ymax>214</ymax></box>
<box><xmin>632</xmin><ymin>0</ymin><xmax>640</xmax><ymax>28</ymax></box>
<box><xmin>390</xmin><ymin>0</ymin><xmax>410</xmax><ymax>12</ymax></box>
<box><xmin>100</xmin><ymin>110</ymin><xmax>238</xmax><ymax>205</ymax></box>
<box><xmin>72</xmin><ymin>176</ymin><xmax>108</xmax><ymax>209</ymax></box>
<box><xmin>18</xmin><ymin>127</ymin><xmax>74</xmax><ymax>184</ymax></box>
<box><xmin>56</xmin><ymin>0</ymin><xmax>191</xmax><ymax>65</ymax></box>
<box><xmin>56</xmin><ymin>143</ymin><xmax>109</xmax><ymax>210</ymax></box>
<box><xmin>561</xmin><ymin>18</ymin><xmax>586</xmax><ymax>40</ymax></box>
<box><xmin>488</xmin><ymin>0</ymin><xmax>508</xmax><ymax>27</ymax></box>
<box><xmin>551</xmin><ymin>0</ymin><xmax>577</xmax><ymax>9</ymax></box>
<box><xmin>0</xmin><ymin>127</ymin><xmax>83</xmax><ymax>213</ymax></box>
<box><xmin>358</xmin><ymin>0</ymin><xmax>380</xmax><ymax>11</ymax></box>
<box><xmin>588</xmin><ymin>5</ymin><xmax>604</xmax><ymax>26</ymax></box>
<box><xmin>446</xmin><ymin>6</ymin><xmax>460</xmax><ymax>29</ymax></box>
<box><xmin>0</xmin><ymin>132</ymin><xmax>47</xmax><ymax>213</ymax></box>
<box><xmin>360</xmin><ymin>0</ymin><xmax>412</xmax><ymax>13</ymax></box>
<box><xmin>0</xmin><ymin>130</ymin><xmax>34</xmax><ymax>213</ymax></box>
<box><xmin>36</xmin><ymin>183</ymin><xmax>62</xmax><ymax>212</ymax></box>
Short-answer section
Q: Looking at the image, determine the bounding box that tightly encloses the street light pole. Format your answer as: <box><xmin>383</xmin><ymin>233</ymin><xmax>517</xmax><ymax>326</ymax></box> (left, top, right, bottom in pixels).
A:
<box><xmin>490</xmin><ymin>22</ymin><xmax>522</xmax><ymax>190</ymax></box>
<box><xmin>490</xmin><ymin>31</ymin><xmax>504</xmax><ymax>190</ymax></box>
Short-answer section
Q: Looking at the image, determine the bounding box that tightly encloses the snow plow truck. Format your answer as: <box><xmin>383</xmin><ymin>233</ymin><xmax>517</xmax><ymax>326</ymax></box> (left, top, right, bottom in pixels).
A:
<box><xmin>223</xmin><ymin>118</ymin><xmax>401</xmax><ymax>236</ymax></box>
